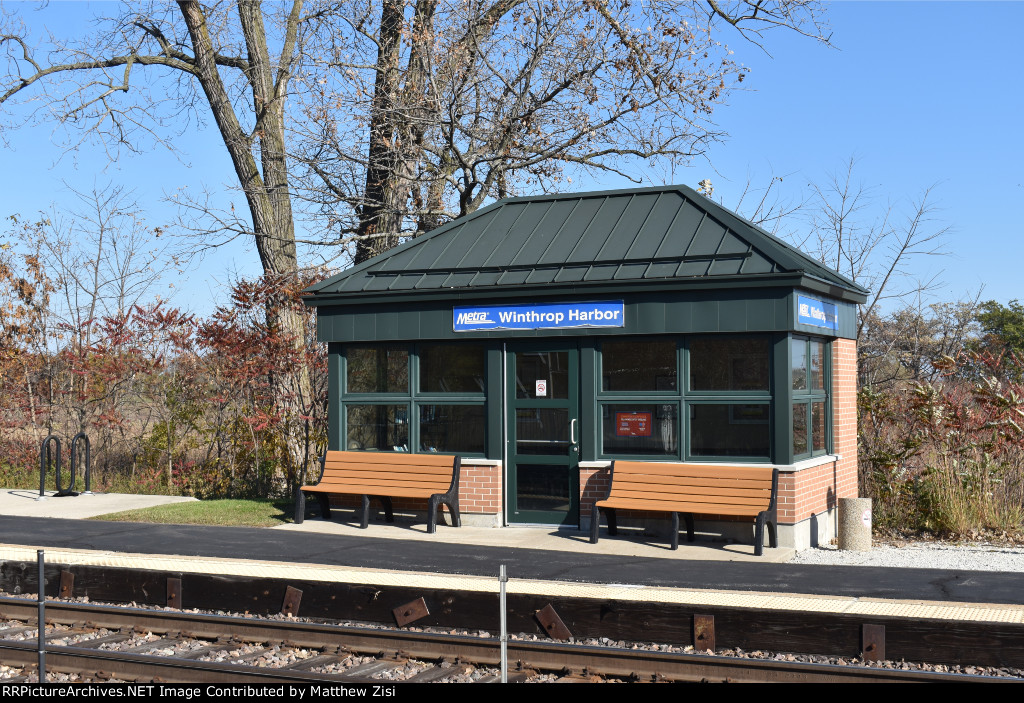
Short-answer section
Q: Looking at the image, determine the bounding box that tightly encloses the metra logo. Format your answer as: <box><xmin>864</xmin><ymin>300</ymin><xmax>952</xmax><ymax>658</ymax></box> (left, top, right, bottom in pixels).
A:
<box><xmin>456</xmin><ymin>311</ymin><xmax>493</xmax><ymax>325</ymax></box>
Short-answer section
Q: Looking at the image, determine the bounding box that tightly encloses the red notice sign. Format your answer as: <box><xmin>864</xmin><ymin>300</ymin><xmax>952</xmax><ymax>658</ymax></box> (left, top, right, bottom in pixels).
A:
<box><xmin>615</xmin><ymin>412</ymin><xmax>652</xmax><ymax>437</ymax></box>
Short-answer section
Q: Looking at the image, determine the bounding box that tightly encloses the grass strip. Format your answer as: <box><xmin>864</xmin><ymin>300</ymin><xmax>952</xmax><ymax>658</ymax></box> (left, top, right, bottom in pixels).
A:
<box><xmin>88</xmin><ymin>499</ymin><xmax>294</xmax><ymax>527</ymax></box>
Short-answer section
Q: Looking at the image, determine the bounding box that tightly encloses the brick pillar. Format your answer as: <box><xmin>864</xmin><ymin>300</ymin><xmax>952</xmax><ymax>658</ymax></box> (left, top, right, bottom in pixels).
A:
<box><xmin>777</xmin><ymin>338</ymin><xmax>859</xmax><ymax>548</ymax></box>
<box><xmin>579</xmin><ymin>465</ymin><xmax>611</xmax><ymax>527</ymax></box>
<box><xmin>458</xmin><ymin>463</ymin><xmax>503</xmax><ymax>516</ymax></box>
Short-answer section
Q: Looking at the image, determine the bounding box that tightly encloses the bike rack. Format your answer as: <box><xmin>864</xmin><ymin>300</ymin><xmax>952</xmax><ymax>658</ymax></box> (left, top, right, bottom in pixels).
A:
<box><xmin>37</xmin><ymin>435</ymin><xmax>60</xmax><ymax>501</ymax></box>
<box><xmin>70</xmin><ymin>432</ymin><xmax>92</xmax><ymax>495</ymax></box>
<box><xmin>38</xmin><ymin>433</ymin><xmax>92</xmax><ymax>499</ymax></box>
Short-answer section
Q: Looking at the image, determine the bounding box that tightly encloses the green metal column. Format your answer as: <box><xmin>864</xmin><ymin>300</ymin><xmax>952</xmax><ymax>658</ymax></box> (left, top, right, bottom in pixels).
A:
<box><xmin>328</xmin><ymin>343</ymin><xmax>343</xmax><ymax>452</ymax></box>
<box><xmin>579</xmin><ymin>343</ymin><xmax>598</xmax><ymax>462</ymax></box>
<box><xmin>772</xmin><ymin>334</ymin><xmax>793</xmax><ymax>465</ymax></box>
<box><xmin>486</xmin><ymin>346</ymin><xmax>504</xmax><ymax>460</ymax></box>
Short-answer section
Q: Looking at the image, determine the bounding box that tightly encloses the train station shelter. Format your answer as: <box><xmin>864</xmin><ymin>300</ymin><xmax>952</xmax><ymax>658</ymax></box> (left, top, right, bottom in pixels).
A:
<box><xmin>304</xmin><ymin>184</ymin><xmax>868</xmax><ymax>549</ymax></box>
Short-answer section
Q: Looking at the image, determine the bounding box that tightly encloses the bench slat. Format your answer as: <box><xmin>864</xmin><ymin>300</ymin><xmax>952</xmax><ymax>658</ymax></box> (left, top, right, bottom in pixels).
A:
<box><xmin>597</xmin><ymin>497</ymin><xmax>764</xmax><ymax>517</ymax></box>
<box><xmin>314</xmin><ymin>474</ymin><xmax>452</xmax><ymax>486</ymax></box>
<box><xmin>608</xmin><ymin>473</ymin><xmax>773</xmax><ymax>491</ymax></box>
<box><xmin>605</xmin><ymin>488</ymin><xmax>770</xmax><ymax>507</ymax></box>
<box><xmin>313</xmin><ymin>480</ymin><xmax>452</xmax><ymax>493</ymax></box>
<box><xmin>607</xmin><ymin>485</ymin><xmax>771</xmax><ymax>503</ymax></box>
<box><xmin>612</xmin><ymin>462</ymin><xmax>775</xmax><ymax>480</ymax></box>
<box><xmin>319</xmin><ymin>467</ymin><xmax>452</xmax><ymax>478</ymax></box>
<box><xmin>325</xmin><ymin>451</ymin><xmax>453</xmax><ymax>467</ymax></box>
<box><xmin>323</xmin><ymin>461</ymin><xmax>454</xmax><ymax>474</ymax></box>
<box><xmin>304</xmin><ymin>485</ymin><xmax>442</xmax><ymax>499</ymax></box>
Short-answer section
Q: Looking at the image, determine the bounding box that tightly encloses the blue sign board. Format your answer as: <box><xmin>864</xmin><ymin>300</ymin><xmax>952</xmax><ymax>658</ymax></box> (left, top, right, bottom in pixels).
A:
<box><xmin>454</xmin><ymin>301</ymin><xmax>625</xmax><ymax>332</ymax></box>
<box><xmin>797</xmin><ymin>295</ymin><xmax>838</xmax><ymax>331</ymax></box>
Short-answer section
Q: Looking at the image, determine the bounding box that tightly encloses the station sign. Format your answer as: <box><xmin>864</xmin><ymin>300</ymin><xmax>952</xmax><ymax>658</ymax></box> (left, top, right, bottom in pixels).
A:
<box><xmin>797</xmin><ymin>295</ymin><xmax>838</xmax><ymax>331</ymax></box>
<box><xmin>454</xmin><ymin>301</ymin><xmax>625</xmax><ymax>331</ymax></box>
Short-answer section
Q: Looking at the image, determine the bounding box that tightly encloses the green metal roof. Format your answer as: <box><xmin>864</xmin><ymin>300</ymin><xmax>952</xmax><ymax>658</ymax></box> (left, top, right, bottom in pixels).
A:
<box><xmin>305</xmin><ymin>184</ymin><xmax>869</xmax><ymax>303</ymax></box>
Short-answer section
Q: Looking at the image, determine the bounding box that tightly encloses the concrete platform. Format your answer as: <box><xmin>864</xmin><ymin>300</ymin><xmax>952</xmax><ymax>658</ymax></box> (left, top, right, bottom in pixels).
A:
<box><xmin>0</xmin><ymin>492</ymin><xmax>1022</xmax><ymax>609</ymax></box>
<box><xmin>274</xmin><ymin>517</ymin><xmax>793</xmax><ymax>563</ymax></box>
<box><xmin>0</xmin><ymin>488</ymin><xmax>791</xmax><ymax>563</ymax></box>
<box><xmin>1</xmin><ymin>513</ymin><xmax>1023</xmax><ymax>606</ymax></box>
<box><xmin>0</xmin><ymin>489</ymin><xmax>197</xmax><ymax>519</ymax></box>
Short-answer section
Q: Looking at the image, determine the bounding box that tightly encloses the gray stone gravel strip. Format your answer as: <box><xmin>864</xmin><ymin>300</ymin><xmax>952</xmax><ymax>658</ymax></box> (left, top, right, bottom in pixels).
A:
<box><xmin>790</xmin><ymin>542</ymin><xmax>1024</xmax><ymax>572</ymax></box>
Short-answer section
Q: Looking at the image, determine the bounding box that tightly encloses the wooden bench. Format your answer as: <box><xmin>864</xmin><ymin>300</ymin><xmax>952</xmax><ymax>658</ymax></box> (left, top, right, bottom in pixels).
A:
<box><xmin>589</xmin><ymin>461</ymin><xmax>778</xmax><ymax>555</ymax></box>
<box><xmin>293</xmin><ymin>451</ymin><xmax>461</xmax><ymax>533</ymax></box>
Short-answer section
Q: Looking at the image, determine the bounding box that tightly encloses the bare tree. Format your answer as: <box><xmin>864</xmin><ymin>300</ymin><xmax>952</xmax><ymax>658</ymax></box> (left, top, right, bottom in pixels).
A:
<box><xmin>37</xmin><ymin>184</ymin><xmax>171</xmax><ymax>350</ymax></box>
<box><xmin>796</xmin><ymin>158</ymin><xmax>949</xmax><ymax>337</ymax></box>
<box><xmin>1</xmin><ymin>0</ymin><xmax>831</xmax><ymax>470</ymax></box>
<box><xmin>292</xmin><ymin>0</ymin><xmax>833</xmax><ymax>262</ymax></box>
<box><xmin>858</xmin><ymin>295</ymin><xmax>982</xmax><ymax>389</ymax></box>
<box><xmin>2</xmin><ymin>1</ymin><xmax>323</xmax><ymax>475</ymax></box>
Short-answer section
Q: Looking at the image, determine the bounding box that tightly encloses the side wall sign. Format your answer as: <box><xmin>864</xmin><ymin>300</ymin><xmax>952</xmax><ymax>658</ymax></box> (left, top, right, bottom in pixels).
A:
<box><xmin>454</xmin><ymin>301</ymin><xmax>625</xmax><ymax>331</ymax></box>
<box><xmin>797</xmin><ymin>295</ymin><xmax>838</xmax><ymax>331</ymax></box>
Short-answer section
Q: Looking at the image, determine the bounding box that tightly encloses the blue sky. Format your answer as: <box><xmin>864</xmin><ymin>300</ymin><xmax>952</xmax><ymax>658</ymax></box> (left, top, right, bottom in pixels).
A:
<box><xmin>2</xmin><ymin>1</ymin><xmax>1021</xmax><ymax>315</ymax></box>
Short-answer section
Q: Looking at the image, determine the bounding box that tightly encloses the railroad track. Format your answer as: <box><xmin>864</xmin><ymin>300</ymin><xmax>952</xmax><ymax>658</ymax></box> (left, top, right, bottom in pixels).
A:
<box><xmin>0</xmin><ymin>598</ymin><xmax>1012</xmax><ymax>683</ymax></box>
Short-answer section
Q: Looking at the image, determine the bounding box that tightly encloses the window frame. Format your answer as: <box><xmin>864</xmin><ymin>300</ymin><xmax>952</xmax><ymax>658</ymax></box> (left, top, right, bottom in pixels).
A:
<box><xmin>791</xmin><ymin>335</ymin><xmax>831</xmax><ymax>460</ymax></box>
<box><xmin>595</xmin><ymin>334</ymin><xmax>774</xmax><ymax>462</ymax></box>
<box><xmin>340</xmin><ymin>342</ymin><xmax>488</xmax><ymax>456</ymax></box>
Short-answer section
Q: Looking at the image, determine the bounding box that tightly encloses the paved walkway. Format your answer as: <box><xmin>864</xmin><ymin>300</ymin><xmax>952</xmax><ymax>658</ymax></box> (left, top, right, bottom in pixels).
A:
<box><xmin>0</xmin><ymin>488</ymin><xmax>196</xmax><ymax>519</ymax></box>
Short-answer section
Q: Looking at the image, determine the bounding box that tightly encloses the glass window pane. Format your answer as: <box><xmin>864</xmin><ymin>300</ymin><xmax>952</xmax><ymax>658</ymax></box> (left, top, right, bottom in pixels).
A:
<box><xmin>515</xmin><ymin>351</ymin><xmax>568</xmax><ymax>399</ymax></box>
<box><xmin>810</xmin><ymin>340</ymin><xmax>825</xmax><ymax>391</ymax></box>
<box><xmin>419</xmin><ymin>405</ymin><xmax>485</xmax><ymax>454</ymax></box>
<box><xmin>690</xmin><ymin>337</ymin><xmax>770</xmax><ymax>392</ymax></box>
<box><xmin>420</xmin><ymin>344</ymin><xmax>486</xmax><ymax>393</ymax></box>
<box><xmin>792</xmin><ymin>402</ymin><xmax>808</xmax><ymax>456</ymax></box>
<box><xmin>601</xmin><ymin>339</ymin><xmax>676</xmax><ymax>391</ymax></box>
<box><xmin>516</xmin><ymin>464</ymin><xmax>571</xmax><ymax>512</ymax></box>
<box><xmin>346</xmin><ymin>405</ymin><xmax>409</xmax><ymax>451</ymax></box>
<box><xmin>690</xmin><ymin>404</ymin><xmax>770</xmax><ymax>457</ymax></box>
<box><xmin>602</xmin><ymin>403</ymin><xmax>678</xmax><ymax>455</ymax></box>
<box><xmin>812</xmin><ymin>401</ymin><xmax>827</xmax><ymax>452</ymax></box>
<box><xmin>347</xmin><ymin>345</ymin><xmax>408</xmax><ymax>393</ymax></box>
<box><xmin>516</xmin><ymin>408</ymin><xmax>569</xmax><ymax>455</ymax></box>
<box><xmin>791</xmin><ymin>340</ymin><xmax>807</xmax><ymax>391</ymax></box>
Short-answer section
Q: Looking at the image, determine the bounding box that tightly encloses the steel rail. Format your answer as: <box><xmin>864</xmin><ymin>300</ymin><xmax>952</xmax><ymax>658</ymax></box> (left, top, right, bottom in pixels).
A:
<box><xmin>0</xmin><ymin>639</ymin><xmax>379</xmax><ymax>684</ymax></box>
<box><xmin>0</xmin><ymin>597</ymin><xmax>1013</xmax><ymax>684</ymax></box>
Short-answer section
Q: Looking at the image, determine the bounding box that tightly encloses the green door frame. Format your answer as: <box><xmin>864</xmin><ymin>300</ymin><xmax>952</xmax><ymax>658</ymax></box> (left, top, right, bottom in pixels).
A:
<box><xmin>505</xmin><ymin>341</ymin><xmax>580</xmax><ymax>526</ymax></box>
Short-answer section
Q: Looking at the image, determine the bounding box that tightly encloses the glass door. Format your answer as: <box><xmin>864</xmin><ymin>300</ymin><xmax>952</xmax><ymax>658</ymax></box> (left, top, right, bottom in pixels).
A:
<box><xmin>506</xmin><ymin>343</ymin><xmax>579</xmax><ymax>525</ymax></box>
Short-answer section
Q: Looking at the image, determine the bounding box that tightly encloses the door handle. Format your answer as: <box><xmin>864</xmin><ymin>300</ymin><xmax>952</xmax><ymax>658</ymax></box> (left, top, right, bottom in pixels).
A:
<box><xmin>570</xmin><ymin>418</ymin><xmax>577</xmax><ymax>445</ymax></box>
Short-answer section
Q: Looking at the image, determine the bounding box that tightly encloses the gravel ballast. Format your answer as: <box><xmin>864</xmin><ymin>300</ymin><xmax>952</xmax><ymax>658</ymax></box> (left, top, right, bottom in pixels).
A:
<box><xmin>789</xmin><ymin>541</ymin><xmax>1024</xmax><ymax>572</ymax></box>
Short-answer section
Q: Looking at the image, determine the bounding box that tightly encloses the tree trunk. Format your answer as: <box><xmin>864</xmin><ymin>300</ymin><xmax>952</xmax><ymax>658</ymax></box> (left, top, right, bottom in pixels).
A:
<box><xmin>179</xmin><ymin>1</ymin><xmax>313</xmax><ymax>491</ymax></box>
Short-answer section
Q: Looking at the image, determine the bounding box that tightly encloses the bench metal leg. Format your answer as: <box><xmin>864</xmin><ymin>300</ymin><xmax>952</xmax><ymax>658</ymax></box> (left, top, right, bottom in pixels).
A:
<box><xmin>671</xmin><ymin>512</ymin><xmax>679</xmax><ymax>550</ymax></box>
<box><xmin>589</xmin><ymin>502</ymin><xmax>602</xmax><ymax>544</ymax></box>
<box><xmin>606</xmin><ymin>508</ymin><xmax>618</xmax><ymax>536</ymax></box>
<box><xmin>360</xmin><ymin>495</ymin><xmax>370</xmax><ymax>529</ymax></box>
<box><xmin>766</xmin><ymin>516</ymin><xmax>778</xmax><ymax>549</ymax></box>
<box><xmin>380</xmin><ymin>496</ymin><xmax>395</xmax><ymax>523</ymax></box>
<box><xmin>427</xmin><ymin>494</ymin><xmax>459</xmax><ymax>534</ymax></box>
<box><xmin>754</xmin><ymin>513</ymin><xmax>766</xmax><ymax>557</ymax></box>
<box><xmin>317</xmin><ymin>494</ymin><xmax>332</xmax><ymax>520</ymax></box>
<box><xmin>447</xmin><ymin>496</ymin><xmax>461</xmax><ymax>527</ymax></box>
<box><xmin>683</xmin><ymin>513</ymin><xmax>695</xmax><ymax>542</ymax></box>
<box><xmin>294</xmin><ymin>491</ymin><xmax>306</xmax><ymax>524</ymax></box>
<box><xmin>427</xmin><ymin>495</ymin><xmax>440</xmax><ymax>534</ymax></box>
